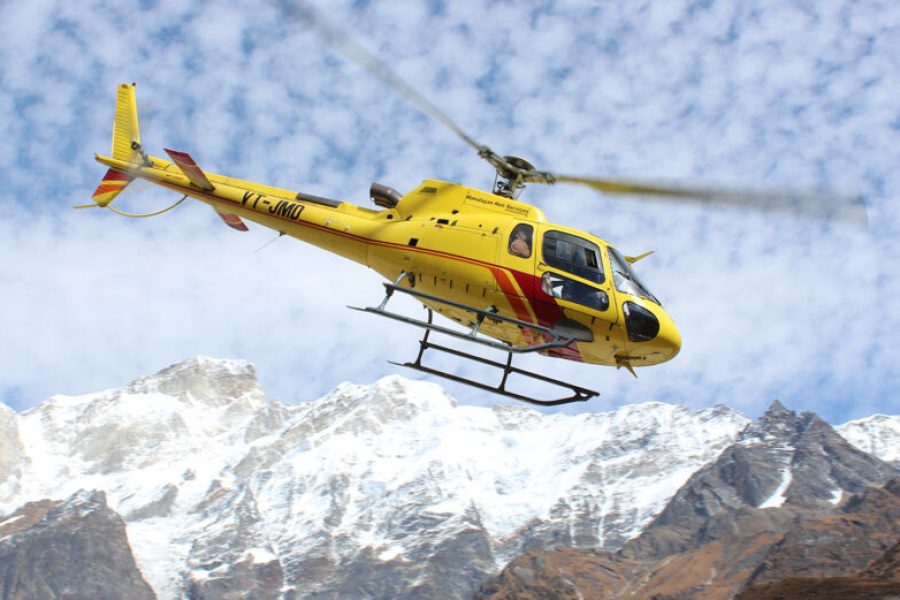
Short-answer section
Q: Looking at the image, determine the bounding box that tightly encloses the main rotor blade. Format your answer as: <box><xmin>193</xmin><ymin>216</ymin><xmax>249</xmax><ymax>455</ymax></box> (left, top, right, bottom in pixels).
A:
<box><xmin>275</xmin><ymin>1</ymin><xmax>865</xmax><ymax>226</ymax></box>
<box><xmin>276</xmin><ymin>0</ymin><xmax>487</xmax><ymax>154</ymax></box>
<box><xmin>546</xmin><ymin>173</ymin><xmax>868</xmax><ymax>226</ymax></box>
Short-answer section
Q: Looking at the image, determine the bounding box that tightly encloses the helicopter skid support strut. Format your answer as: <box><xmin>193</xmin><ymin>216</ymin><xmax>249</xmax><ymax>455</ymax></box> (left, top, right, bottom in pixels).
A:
<box><xmin>348</xmin><ymin>276</ymin><xmax>599</xmax><ymax>406</ymax></box>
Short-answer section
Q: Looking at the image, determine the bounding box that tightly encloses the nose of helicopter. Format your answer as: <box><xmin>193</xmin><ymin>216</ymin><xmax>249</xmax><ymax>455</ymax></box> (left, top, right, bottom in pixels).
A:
<box><xmin>655</xmin><ymin>314</ymin><xmax>682</xmax><ymax>360</ymax></box>
<box><xmin>622</xmin><ymin>300</ymin><xmax>681</xmax><ymax>364</ymax></box>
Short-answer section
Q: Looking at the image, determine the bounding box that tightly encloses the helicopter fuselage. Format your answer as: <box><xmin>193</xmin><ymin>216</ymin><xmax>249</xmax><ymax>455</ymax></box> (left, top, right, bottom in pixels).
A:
<box><xmin>95</xmin><ymin>151</ymin><xmax>681</xmax><ymax>371</ymax></box>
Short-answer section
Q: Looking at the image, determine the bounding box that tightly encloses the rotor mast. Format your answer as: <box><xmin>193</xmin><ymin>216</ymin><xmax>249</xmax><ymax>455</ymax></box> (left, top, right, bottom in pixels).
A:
<box><xmin>487</xmin><ymin>154</ymin><xmax>536</xmax><ymax>199</ymax></box>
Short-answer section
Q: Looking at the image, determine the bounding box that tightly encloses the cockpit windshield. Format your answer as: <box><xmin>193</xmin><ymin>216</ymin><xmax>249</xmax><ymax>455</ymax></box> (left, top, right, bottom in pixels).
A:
<box><xmin>607</xmin><ymin>247</ymin><xmax>659</xmax><ymax>304</ymax></box>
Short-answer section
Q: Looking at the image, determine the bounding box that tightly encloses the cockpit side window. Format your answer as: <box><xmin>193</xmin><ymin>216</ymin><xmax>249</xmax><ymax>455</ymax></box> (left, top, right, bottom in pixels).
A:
<box><xmin>508</xmin><ymin>223</ymin><xmax>533</xmax><ymax>258</ymax></box>
<box><xmin>542</xmin><ymin>231</ymin><xmax>604</xmax><ymax>284</ymax></box>
<box><xmin>541</xmin><ymin>272</ymin><xmax>609</xmax><ymax>312</ymax></box>
<box><xmin>608</xmin><ymin>246</ymin><xmax>659</xmax><ymax>304</ymax></box>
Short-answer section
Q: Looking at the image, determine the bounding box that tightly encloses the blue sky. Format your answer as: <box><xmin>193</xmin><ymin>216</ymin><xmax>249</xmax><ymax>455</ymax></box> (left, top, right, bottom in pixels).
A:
<box><xmin>0</xmin><ymin>0</ymin><xmax>898</xmax><ymax>424</ymax></box>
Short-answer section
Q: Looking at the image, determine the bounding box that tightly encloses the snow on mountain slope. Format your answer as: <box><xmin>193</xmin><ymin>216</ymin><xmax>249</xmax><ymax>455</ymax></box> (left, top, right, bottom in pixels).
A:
<box><xmin>837</xmin><ymin>415</ymin><xmax>900</xmax><ymax>467</ymax></box>
<box><xmin>0</xmin><ymin>403</ymin><xmax>23</xmax><ymax>485</ymax></box>
<box><xmin>0</xmin><ymin>356</ymin><xmax>752</xmax><ymax>598</ymax></box>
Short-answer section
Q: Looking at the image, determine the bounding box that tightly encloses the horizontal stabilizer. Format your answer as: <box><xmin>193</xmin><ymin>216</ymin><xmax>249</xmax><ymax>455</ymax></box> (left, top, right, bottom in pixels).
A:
<box><xmin>214</xmin><ymin>208</ymin><xmax>249</xmax><ymax>231</ymax></box>
<box><xmin>164</xmin><ymin>149</ymin><xmax>214</xmax><ymax>191</ymax></box>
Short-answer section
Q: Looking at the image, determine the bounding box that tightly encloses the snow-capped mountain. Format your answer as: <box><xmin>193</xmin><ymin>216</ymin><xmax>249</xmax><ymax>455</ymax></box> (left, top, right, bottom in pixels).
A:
<box><xmin>0</xmin><ymin>356</ymin><xmax>749</xmax><ymax>599</ymax></box>
<box><xmin>623</xmin><ymin>400</ymin><xmax>899</xmax><ymax>560</ymax></box>
<box><xmin>0</xmin><ymin>357</ymin><xmax>897</xmax><ymax>599</ymax></box>
<box><xmin>476</xmin><ymin>403</ymin><xmax>900</xmax><ymax>600</ymax></box>
<box><xmin>837</xmin><ymin>414</ymin><xmax>900</xmax><ymax>467</ymax></box>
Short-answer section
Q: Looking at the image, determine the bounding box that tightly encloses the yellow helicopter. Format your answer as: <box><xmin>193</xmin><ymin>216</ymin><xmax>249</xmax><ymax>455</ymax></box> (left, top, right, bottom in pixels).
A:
<box><xmin>83</xmin><ymin>12</ymin><xmax>863</xmax><ymax>405</ymax></box>
<box><xmin>85</xmin><ymin>82</ymin><xmax>689</xmax><ymax>405</ymax></box>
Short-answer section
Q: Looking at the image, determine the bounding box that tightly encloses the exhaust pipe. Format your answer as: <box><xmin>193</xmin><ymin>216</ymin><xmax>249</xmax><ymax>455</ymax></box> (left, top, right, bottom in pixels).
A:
<box><xmin>370</xmin><ymin>182</ymin><xmax>402</xmax><ymax>209</ymax></box>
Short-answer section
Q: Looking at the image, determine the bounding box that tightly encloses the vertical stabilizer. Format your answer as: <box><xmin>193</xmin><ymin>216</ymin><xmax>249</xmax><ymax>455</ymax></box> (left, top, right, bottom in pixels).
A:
<box><xmin>111</xmin><ymin>83</ymin><xmax>141</xmax><ymax>163</ymax></box>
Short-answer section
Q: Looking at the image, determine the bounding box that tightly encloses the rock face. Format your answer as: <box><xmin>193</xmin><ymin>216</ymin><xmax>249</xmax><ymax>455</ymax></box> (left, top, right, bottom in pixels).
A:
<box><xmin>745</xmin><ymin>478</ymin><xmax>900</xmax><ymax>585</ymax></box>
<box><xmin>623</xmin><ymin>400</ymin><xmax>898</xmax><ymax>560</ymax></box>
<box><xmin>475</xmin><ymin>403</ymin><xmax>900</xmax><ymax>600</ymax></box>
<box><xmin>736</xmin><ymin>529</ymin><xmax>900</xmax><ymax>599</ymax></box>
<box><xmin>866</xmin><ymin>537</ymin><xmax>900</xmax><ymax>581</ymax></box>
<box><xmin>0</xmin><ymin>356</ymin><xmax>753</xmax><ymax>600</ymax></box>
<box><xmin>736</xmin><ymin>577</ymin><xmax>900</xmax><ymax>600</ymax></box>
<box><xmin>0</xmin><ymin>490</ymin><xmax>155</xmax><ymax>600</ymax></box>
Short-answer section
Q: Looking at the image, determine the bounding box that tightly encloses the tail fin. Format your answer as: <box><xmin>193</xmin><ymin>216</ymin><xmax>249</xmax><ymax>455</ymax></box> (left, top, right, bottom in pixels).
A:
<box><xmin>84</xmin><ymin>168</ymin><xmax>134</xmax><ymax>207</ymax></box>
<box><xmin>79</xmin><ymin>84</ymin><xmax>143</xmax><ymax>209</ymax></box>
<box><xmin>111</xmin><ymin>83</ymin><xmax>142</xmax><ymax>163</ymax></box>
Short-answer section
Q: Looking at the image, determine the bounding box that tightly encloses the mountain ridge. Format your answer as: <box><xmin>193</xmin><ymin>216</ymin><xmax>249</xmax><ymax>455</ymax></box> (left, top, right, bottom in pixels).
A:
<box><xmin>1</xmin><ymin>356</ymin><xmax>898</xmax><ymax>599</ymax></box>
<box><xmin>475</xmin><ymin>402</ymin><xmax>900</xmax><ymax>600</ymax></box>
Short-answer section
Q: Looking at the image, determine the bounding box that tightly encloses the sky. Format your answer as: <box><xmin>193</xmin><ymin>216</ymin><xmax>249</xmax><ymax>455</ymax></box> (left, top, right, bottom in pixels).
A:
<box><xmin>0</xmin><ymin>0</ymin><xmax>898</xmax><ymax>424</ymax></box>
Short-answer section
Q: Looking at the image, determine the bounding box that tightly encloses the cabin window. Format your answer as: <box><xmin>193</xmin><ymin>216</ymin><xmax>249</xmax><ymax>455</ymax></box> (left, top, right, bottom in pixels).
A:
<box><xmin>507</xmin><ymin>223</ymin><xmax>533</xmax><ymax>258</ymax></box>
<box><xmin>542</xmin><ymin>231</ymin><xmax>604</xmax><ymax>283</ymax></box>
<box><xmin>541</xmin><ymin>272</ymin><xmax>609</xmax><ymax>312</ymax></box>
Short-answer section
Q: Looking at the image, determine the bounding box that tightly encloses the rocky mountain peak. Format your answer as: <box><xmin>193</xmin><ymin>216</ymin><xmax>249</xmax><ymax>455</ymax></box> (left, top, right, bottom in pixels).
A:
<box><xmin>621</xmin><ymin>402</ymin><xmax>900</xmax><ymax>560</ymax></box>
<box><xmin>310</xmin><ymin>375</ymin><xmax>459</xmax><ymax>433</ymax></box>
<box><xmin>127</xmin><ymin>355</ymin><xmax>263</xmax><ymax>407</ymax></box>
<box><xmin>766</xmin><ymin>399</ymin><xmax>789</xmax><ymax>415</ymax></box>
<box><xmin>9</xmin><ymin>357</ymin><xmax>282</xmax><ymax>482</ymax></box>
<box><xmin>737</xmin><ymin>400</ymin><xmax>815</xmax><ymax>445</ymax></box>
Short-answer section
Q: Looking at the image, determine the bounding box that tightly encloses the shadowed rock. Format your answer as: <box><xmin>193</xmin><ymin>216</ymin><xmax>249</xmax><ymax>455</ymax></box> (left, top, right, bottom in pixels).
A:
<box><xmin>0</xmin><ymin>490</ymin><xmax>155</xmax><ymax>600</ymax></box>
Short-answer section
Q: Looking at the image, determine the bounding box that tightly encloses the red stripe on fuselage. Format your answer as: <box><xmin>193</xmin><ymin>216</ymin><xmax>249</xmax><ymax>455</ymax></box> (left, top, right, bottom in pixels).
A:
<box><xmin>508</xmin><ymin>270</ymin><xmax>563</xmax><ymax>327</ymax></box>
<box><xmin>507</xmin><ymin>267</ymin><xmax>584</xmax><ymax>361</ymax></box>
<box><xmin>492</xmin><ymin>268</ymin><xmax>533</xmax><ymax>322</ymax></box>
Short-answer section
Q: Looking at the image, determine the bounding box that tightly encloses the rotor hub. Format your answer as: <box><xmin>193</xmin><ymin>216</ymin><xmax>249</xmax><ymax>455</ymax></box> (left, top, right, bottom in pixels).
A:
<box><xmin>492</xmin><ymin>155</ymin><xmax>536</xmax><ymax>198</ymax></box>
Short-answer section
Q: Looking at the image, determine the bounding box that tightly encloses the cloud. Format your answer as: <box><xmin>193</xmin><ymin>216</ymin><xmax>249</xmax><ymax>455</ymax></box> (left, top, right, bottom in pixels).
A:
<box><xmin>0</xmin><ymin>0</ymin><xmax>898</xmax><ymax>424</ymax></box>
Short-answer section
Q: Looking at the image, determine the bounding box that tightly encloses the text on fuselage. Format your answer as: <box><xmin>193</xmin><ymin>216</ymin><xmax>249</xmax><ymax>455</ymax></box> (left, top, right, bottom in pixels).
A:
<box><xmin>242</xmin><ymin>191</ymin><xmax>305</xmax><ymax>221</ymax></box>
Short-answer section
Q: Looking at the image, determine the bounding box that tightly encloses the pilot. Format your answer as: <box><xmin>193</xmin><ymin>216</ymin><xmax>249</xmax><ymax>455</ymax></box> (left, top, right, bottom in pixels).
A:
<box><xmin>509</xmin><ymin>226</ymin><xmax>532</xmax><ymax>258</ymax></box>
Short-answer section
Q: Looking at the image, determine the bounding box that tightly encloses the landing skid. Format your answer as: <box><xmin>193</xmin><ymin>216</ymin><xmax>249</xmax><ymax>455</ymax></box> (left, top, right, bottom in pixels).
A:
<box><xmin>349</xmin><ymin>276</ymin><xmax>599</xmax><ymax>406</ymax></box>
